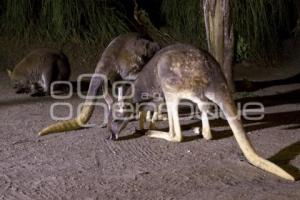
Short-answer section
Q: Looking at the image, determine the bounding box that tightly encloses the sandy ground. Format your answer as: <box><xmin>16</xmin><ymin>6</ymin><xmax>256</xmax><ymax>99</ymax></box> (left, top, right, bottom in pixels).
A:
<box><xmin>1</xmin><ymin>35</ymin><xmax>300</xmax><ymax>199</ymax></box>
<box><xmin>1</xmin><ymin>65</ymin><xmax>300</xmax><ymax>200</ymax></box>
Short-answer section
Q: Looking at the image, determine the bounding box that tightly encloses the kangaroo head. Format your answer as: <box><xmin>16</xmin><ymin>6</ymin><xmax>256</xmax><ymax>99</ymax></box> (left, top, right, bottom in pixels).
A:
<box><xmin>138</xmin><ymin>39</ymin><xmax>160</xmax><ymax>58</ymax></box>
<box><xmin>146</xmin><ymin>41</ymin><xmax>160</xmax><ymax>57</ymax></box>
<box><xmin>107</xmin><ymin>88</ymin><xmax>134</xmax><ymax>140</ymax></box>
<box><xmin>7</xmin><ymin>69</ymin><xmax>30</xmax><ymax>93</ymax></box>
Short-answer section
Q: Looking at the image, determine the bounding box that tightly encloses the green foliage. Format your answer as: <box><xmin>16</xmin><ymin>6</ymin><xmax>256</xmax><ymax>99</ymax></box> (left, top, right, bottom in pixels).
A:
<box><xmin>0</xmin><ymin>0</ymin><xmax>130</xmax><ymax>45</ymax></box>
<box><xmin>236</xmin><ymin>36</ymin><xmax>250</xmax><ymax>62</ymax></box>
<box><xmin>161</xmin><ymin>0</ymin><xmax>295</xmax><ymax>60</ymax></box>
<box><xmin>232</xmin><ymin>0</ymin><xmax>294</xmax><ymax>60</ymax></box>
<box><xmin>0</xmin><ymin>0</ymin><xmax>297</xmax><ymax>61</ymax></box>
<box><xmin>161</xmin><ymin>0</ymin><xmax>207</xmax><ymax>48</ymax></box>
<box><xmin>1</xmin><ymin>0</ymin><xmax>35</xmax><ymax>38</ymax></box>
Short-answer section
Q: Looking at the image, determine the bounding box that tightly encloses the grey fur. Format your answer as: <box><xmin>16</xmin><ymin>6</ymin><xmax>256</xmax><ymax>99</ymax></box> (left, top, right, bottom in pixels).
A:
<box><xmin>83</xmin><ymin>33</ymin><xmax>161</xmax><ymax>125</ymax></box>
<box><xmin>8</xmin><ymin>48</ymin><xmax>70</xmax><ymax>96</ymax></box>
<box><xmin>37</xmin><ymin>33</ymin><xmax>160</xmax><ymax>136</ymax></box>
<box><xmin>107</xmin><ymin>44</ymin><xmax>295</xmax><ymax>181</ymax></box>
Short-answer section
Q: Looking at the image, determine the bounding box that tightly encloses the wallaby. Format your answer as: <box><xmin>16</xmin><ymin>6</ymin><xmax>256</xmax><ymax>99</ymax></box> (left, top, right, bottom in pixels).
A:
<box><xmin>108</xmin><ymin>44</ymin><xmax>295</xmax><ymax>181</ymax></box>
<box><xmin>7</xmin><ymin>48</ymin><xmax>70</xmax><ymax>96</ymax></box>
<box><xmin>38</xmin><ymin>33</ymin><xmax>160</xmax><ymax>136</ymax></box>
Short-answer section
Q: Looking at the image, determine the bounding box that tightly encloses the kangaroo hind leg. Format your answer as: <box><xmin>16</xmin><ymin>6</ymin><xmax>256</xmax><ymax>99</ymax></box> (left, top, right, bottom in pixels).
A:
<box><xmin>190</xmin><ymin>96</ymin><xmax>213</xmax><ymax>140</ymax></box>
<box><xmin>146</xmin><ymin>94</ymin><xmax>182</xmax><ymax>142</ymax></box>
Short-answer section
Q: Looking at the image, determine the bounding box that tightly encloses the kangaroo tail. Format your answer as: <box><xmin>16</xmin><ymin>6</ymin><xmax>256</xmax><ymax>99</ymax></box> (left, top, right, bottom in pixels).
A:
<box><xmin>38</xmin><ymin>74</ymin><xmax>104</xmax><ymax>136</ymax></box>
<box><xmin>207</xmin><ymin>92</ymin><xmax>295</xmax><ymax>181</ymax></box>
<box><xmin>38</xmin><ymin>104</ymin><xmax>94</xmax><ymax>136</ymax></box>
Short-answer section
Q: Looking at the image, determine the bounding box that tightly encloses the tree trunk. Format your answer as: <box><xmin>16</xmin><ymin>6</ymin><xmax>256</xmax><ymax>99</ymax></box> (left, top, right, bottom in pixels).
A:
<box><xmin>203</xmin><ymin>0</ymin><xmax>235</xmax><ymax>92</ymax></box>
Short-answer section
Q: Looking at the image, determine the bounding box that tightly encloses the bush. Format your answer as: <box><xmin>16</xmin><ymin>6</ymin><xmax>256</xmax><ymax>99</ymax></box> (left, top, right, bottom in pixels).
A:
<box><xmin>0</xmin><ymin>0</ymin><xmax>130</xmax><ymax>46</ymax></box>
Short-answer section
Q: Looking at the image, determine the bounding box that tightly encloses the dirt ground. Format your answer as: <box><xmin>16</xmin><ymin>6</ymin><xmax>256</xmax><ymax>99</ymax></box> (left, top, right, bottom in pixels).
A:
<box><xmin>1</xmin><ymin>39</ymin><xmax>300</xmax><ymax>199</ymax></box>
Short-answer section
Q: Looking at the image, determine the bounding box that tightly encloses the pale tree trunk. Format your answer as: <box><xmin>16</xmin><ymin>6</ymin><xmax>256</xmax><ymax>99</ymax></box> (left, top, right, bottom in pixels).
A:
<box><xmin>203</xmin><ymin>0</ymin><xmax>235</xmax><ymax>92</ymax></box>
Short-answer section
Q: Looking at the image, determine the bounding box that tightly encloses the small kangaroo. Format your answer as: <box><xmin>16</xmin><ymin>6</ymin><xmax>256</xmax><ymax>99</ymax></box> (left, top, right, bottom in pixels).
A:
<box><xmin>108</xmin><ymin>44</ymin><xmax>295</xmax><ymax>181</ymax></box>
<box><xmin>7</xmin><ymin>48</ymin><xmax>71</xmax><ymax>96</ymax></box>
<box><xmin>38</xmin><ymin>33</ymin><xmax>160</xmax><ymax>136</ymax></box>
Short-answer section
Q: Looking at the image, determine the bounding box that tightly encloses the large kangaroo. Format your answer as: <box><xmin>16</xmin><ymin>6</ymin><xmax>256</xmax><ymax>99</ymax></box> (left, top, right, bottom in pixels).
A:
<box><xmin>7</xmin><ymin>48</ymin><xmax>70</xmax><ymax>96</ymax></box>
<box><xmin>38</xmin><ymin>33</ymin><xmax>160</xmax><ymax>136</ymax></box>
<box><xmin>108</xmin><ymin>44</ymin><xmax>295</xmax><ymax>181</ymax></box>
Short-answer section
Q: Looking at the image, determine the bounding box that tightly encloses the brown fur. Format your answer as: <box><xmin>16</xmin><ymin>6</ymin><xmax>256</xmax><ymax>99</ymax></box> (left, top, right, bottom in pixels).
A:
<box><xmin>38</xmin><ymin>33</ymin><xmax>160</xmax><ymax>136</ymax></box>
<box><xmin>108</xmin><ymin>44</ymin><xmax>295</xmax><ymax>181</ymax></box>
<box><xmin>8</xmin><ymin>48</ymin><xmax>70</xmax><ymax>96</ymax></box>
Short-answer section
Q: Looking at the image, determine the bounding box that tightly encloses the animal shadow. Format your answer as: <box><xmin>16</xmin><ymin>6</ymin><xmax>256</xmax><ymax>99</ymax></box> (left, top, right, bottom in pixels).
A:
<box><xmin>269</xmin><ymin>141</ymin><xmax>300</xmax><ymax>180</ymax></box>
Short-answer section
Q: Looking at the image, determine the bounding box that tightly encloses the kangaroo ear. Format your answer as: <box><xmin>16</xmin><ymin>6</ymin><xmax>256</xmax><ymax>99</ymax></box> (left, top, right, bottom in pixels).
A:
<box><xmin>6</xmin><ymin>69</ymin><xmax>12</xmax><ymax>79</ymax></box>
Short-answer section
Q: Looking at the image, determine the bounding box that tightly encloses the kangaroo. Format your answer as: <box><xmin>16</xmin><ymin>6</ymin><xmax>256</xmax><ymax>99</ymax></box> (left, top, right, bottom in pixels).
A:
<box><xmin>7</xmin><ymin>48</ymin><xmax>71</xmax><ymax>96</ymax></box>
<box><xmin>108</xmin><ymin>44</ymin><xmax>295</xmax><ymax>181</ymax></box>
<box><xmin>38</xmin><ymin>33</ymin><xmax>160</xmax><ymax>136</ymax></box>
